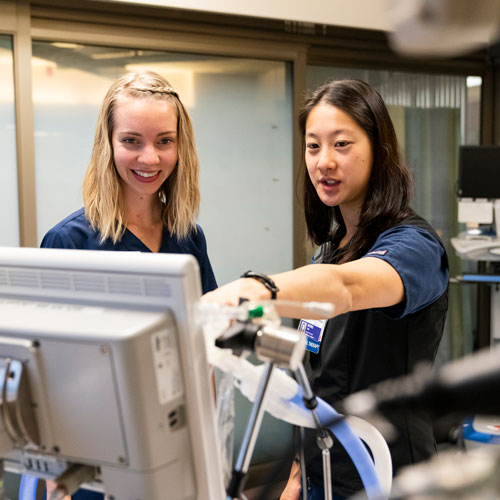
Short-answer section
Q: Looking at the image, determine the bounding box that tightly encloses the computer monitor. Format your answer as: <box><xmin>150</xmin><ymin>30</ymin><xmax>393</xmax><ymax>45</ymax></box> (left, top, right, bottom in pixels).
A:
<box><xmin>0</xmin><ymin>247</ymin><xmax>225</xmax><ymax>499</ymax></box>
<box><xmin>458</xmin><ymin>145</ymin><xmax>500</xmax><ymax>200</ymax></box>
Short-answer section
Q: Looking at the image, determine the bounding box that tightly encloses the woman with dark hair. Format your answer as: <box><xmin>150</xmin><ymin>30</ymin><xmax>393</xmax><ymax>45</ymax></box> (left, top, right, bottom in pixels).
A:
<box><xmin>204</xmin><ymin>79</ymin><xmax>449</xmax><ymax>499</ymax></box>
<box><xmin>301</xmin><ymin>79</ymin><xmax>413</xmax><ymax>264</ymax></box>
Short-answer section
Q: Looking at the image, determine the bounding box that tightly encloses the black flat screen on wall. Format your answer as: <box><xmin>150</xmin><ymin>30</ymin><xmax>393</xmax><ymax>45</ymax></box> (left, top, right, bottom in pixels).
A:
<box><xmin>458</xmin><ymin>146</ymin><xmax>500</xmax><ymax>199</ymax></box>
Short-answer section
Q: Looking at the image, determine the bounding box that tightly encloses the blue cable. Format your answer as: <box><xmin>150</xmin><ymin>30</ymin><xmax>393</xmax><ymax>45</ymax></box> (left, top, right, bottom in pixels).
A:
<box><xmin>19</xmin><ymin>474</ymin><xmax>39</xmax><ymax>500</ymax></box>
<box><xmin>290</xmin><ymin>387</ymin><xmax>384</xmax><ymax>500</ymax></box>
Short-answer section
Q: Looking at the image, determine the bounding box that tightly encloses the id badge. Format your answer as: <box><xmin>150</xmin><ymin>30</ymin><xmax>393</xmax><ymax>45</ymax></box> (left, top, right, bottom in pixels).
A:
<box><xmin>298</xmin><ymin>319</ymin><xmax>327</xmax><ymax>354</ymax></box>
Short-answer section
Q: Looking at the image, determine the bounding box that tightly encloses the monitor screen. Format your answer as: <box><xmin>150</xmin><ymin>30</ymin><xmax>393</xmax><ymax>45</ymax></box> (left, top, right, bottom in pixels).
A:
<box><xmin>0</xmin><ymin>247</ymin><xmax>225</xmax><ymax>499</ymax></box>
<box><xmin>458</xmin><ymin>145</ymin><xmax>500</xmax><ymax>199</ymax></box>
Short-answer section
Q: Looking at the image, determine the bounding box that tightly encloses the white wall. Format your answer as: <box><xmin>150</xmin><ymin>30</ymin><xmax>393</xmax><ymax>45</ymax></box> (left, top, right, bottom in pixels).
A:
<box><xmin>105</xmin><ymin>0</ymin><xmax>390</xmax><ymax>31</ymax></box>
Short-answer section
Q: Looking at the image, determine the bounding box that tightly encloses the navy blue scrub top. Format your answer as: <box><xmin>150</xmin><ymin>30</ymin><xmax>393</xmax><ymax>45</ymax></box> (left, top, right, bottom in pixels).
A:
<box><xmin>41</xmin><ymin>208</ymin><xmax>217</xmax><ymax>294</ymax></box>
<box><xmin>41</xmin><ymin>208</ymin><xmax>217</xmax><ymax>499</ymax></box>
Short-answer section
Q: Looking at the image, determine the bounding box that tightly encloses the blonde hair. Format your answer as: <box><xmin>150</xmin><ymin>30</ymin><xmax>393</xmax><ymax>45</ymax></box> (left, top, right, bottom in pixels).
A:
<box><xmin>83</xmin><ymin>71</ymin><xmax>200</xmax><ymax>243</ymax></box>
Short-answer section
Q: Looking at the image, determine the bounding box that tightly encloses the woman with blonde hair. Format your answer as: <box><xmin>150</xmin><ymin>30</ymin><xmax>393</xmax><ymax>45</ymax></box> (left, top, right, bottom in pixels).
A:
<box><xmin>42</xmin><ymin>70</ymin><xmax>216</xmax><ymax>294</ymax></box>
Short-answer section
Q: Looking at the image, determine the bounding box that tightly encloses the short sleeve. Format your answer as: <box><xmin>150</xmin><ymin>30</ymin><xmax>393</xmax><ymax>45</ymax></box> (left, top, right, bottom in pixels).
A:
<box><xmin>362</xmin><ymin>225</ymin><xmax>449</xmax><ymax>318</ymax></box>
<box><xmin>41</xmin><ymin>229</ymin><xmax>78</xmax><ymax>249</ymax></box>
<box><xmin>194</xmin><ymin>225</ymin><xmax>218</xmax><ymax>294</ymax></box>
<box><xmin>39</xmin><ymin>208</ymin><xmax>95</xmax><ymax>250</ymax></box>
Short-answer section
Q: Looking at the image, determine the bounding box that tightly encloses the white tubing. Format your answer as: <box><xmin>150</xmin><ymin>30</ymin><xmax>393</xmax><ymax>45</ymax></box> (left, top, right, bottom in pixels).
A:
<box><xmin>206</xmin><ymin>332</ymin><xmax>392</xmax><ymax>497</ymax></box>
<box><xmin>346</xmin><ymin>415</ymin><xmax>392</xmax><ymax>498</ymax></box>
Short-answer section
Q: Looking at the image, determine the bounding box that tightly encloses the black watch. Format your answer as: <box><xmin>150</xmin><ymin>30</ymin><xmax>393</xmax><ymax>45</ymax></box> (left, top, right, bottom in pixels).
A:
<box><xmin>240</xmin><ymin>270</ymin><xmax>279</xmax><ymax>300</ymax></box>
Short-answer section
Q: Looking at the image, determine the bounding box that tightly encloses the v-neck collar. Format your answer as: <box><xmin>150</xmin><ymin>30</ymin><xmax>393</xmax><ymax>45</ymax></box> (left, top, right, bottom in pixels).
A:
<box><xmin>121</xmin><ymin>226</ymin><xmax>167</xmax><ymax>253</ymax></box>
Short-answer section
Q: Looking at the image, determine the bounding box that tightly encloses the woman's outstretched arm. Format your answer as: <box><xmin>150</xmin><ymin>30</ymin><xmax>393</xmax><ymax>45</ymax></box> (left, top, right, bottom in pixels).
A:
<box><xmin>202</xmin><ymin>257</ymin><xmax>404</xmax><ymax>319</ymax></box>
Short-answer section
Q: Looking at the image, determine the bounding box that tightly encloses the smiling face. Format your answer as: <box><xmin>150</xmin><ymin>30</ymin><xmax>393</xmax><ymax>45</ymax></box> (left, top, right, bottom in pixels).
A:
<box><xmin>111</xmin><ymin>96</ymin><xmax>178</xmax><ymax>204</ymax></box>
<box><xmin>305</xmin><ymin>103</ymin><xmax>373</xmax><ymax>219</ymax></box>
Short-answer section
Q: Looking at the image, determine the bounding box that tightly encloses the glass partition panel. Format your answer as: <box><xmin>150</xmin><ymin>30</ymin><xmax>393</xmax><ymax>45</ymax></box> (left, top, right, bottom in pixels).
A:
<box><xmin>32</xmin><ymin>42</ymin><xmax>293</xmax><ymax>286</ymax></box>
<box><xmin>0</xmin><ymin>35</ymin><xmax>19</xmax><ymax>246</ymax></box>
<box><xmin>307</xmin><ymin>66</ymin><xmax>481</xmax><ymax>362</ymax></box>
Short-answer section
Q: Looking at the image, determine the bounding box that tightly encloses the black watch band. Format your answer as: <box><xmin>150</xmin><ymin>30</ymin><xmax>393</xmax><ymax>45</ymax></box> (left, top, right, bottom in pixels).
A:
<box><xmin>240</xmin><ymin>270</ymin><xmax>279</xmax><ymax>300</ymax></box>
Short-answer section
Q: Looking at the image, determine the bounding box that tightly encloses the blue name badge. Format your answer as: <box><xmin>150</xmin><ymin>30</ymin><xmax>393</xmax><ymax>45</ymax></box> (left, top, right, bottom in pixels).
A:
<box><xmin>298</xmin><ymin>319</ymin><xmax>327</xmax><ymax>354</ymax></box>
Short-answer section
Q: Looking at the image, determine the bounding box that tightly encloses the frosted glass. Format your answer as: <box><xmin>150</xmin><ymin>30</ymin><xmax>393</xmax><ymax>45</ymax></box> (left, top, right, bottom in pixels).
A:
<box><xmin>32</xmin><ymin>42</ymin><xmax>293</xmax><ymax>285</ymax></box>
<box><xmin>195</xmin><ymin>65</ymin><xmax>294</xmax><ymax>285</ymax></box>
<box><xmin>0</xmin><ymin>35</ymin><xmax>19</xmax><ymax>246</ymax></box>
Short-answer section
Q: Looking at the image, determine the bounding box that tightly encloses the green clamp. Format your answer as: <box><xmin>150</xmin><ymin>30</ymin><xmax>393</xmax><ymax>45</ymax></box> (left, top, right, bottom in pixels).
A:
<box><xmin>248</xmin><ymin>306</ymin><xmax>264</xmax><ymax>318</ymax></box>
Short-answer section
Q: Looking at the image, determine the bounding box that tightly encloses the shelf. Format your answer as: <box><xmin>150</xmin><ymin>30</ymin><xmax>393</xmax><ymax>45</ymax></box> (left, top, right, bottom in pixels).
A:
<box><xmin>451</xmin><ymin>237</ymin><xmax>500</xmax><ymax>261</ymax></box>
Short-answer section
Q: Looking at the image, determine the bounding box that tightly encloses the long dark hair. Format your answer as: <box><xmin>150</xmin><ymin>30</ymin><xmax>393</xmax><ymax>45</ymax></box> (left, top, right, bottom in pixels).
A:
<box><xmin>299</xmin><ymin>79</ymin><xmax>413</xmax><ymax>263</ymax></box>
